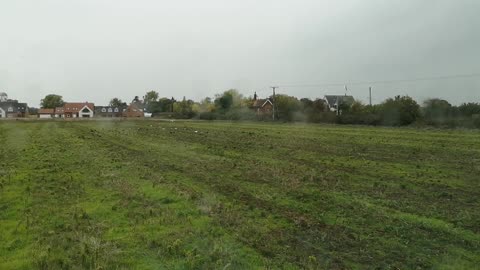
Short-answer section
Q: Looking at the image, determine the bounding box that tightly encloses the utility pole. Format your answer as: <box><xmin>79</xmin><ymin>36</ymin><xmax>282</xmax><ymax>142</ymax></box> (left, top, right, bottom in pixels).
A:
<box><xmin>369</xmin><ymin>87</ymin><xmax>372</xmax><ymax>106</ymax></box>
<box><xmin>271</xmin><ymin>86</ymin><xmax>278</xmax><ymax>121</ymax></box>
<box><xmin>336</xmin><ymin>99</ymin><xmax>340</xmax><ymax>116</ymax></box>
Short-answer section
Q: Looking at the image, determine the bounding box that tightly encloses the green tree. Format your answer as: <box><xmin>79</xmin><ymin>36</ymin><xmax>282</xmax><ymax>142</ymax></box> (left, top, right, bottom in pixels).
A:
<box><xmin>144</xmin><ymin>91</ymin><xmax>159</xmax><ymax>104</ymax></box>
<box><xmin>146</xmin><ymin>102</ymin><xmax>160</xmax><ymax>114</ymax></box>
<box><xmin>300</xmin><ymin>98</ymin><xmax>328</xmax><ymax>122</ymax></box>
<box><xmin>380</xmin><ymin>95</ymin><xmax>420</xmax><ymax>126</ymax></box>
<box><xmin>350</xmin><ymin>101</ymin><xmax>366</xmax><ymax>114</ymax></box>
<box><xmin>173</xmin><ymin>97</ymin><xmax>195</xmax><ymax>118</ymax></box>
<box><xmin>458</xmin><ymin>102</ymin><xmax>480</xmax><ymax>117</ymax></box>
<box><xmin>422</xmin><ymin>99</ymin><xmax>453</xmax><ymax>124</ymax></box>
<box><xmin>312</xmin><ymin>99</ymin><xmax>327</xmax><ymax>113</ymax></box>
<box><xmin>147</xmin><ymin>98</ymin><xmax>174</xmax><ymax>114</ymax></box>
<box><xmin>196</xmin><ymin>97</ymin><xmax>215</xmax><ymax>113</ymax></box>
<box><xmin>109</xmin><ymin>98</ymin><xmax>125</xmax><ymax>108</ymax></box>
<box><xmin>41</xmin><ymin>94</ymin><xmax>64</xmax><ymax>109</ymax></box>
<box><xmin>132</xmin><ymin>96</ymin><xmax>141</xmax><ymax>103</ymax></box>
<box><xmin>300</xmin><ymin>98</ymin><xmax>314</xmax><ymax>112</ymax></box>
<box><xmin>214</xmin><ymin>89</ymin><xmax>244</xmax><ymax>113</ymax></box>
<box><xmin>275</xmin><ymin>94</ymin><xmax>302</xmax><ymax>121</ymax></box>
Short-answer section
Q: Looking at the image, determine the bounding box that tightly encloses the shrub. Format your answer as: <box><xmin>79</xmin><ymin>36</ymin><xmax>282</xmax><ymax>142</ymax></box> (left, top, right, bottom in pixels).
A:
<box><xmin>380</xmin><ymin>95</ymin><xmax>420</xmax><ymax>126</ymax></box>
<box><xmin>199</xmin><ymin>112</ymin><xmax>218</xmax><ymax>120</ymax></box>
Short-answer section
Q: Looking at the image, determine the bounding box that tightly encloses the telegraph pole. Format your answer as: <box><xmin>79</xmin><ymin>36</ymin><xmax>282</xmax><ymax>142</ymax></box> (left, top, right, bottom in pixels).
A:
<box><xmin>271</xmin><ymin>86</ymin><xmax>278</xmax><ymax>121</ymax></box>
<box><xmin>369</xmin><ymin>87</ymin><xmax>372</xmax><ymax>106</ymax></box>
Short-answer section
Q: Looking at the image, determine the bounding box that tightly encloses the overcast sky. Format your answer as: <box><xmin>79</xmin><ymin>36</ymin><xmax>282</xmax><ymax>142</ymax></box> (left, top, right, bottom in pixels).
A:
<box><xmin>1</xmin><ymin>0</ymin><xmax>479</xmax><ymax>107</ymax></box>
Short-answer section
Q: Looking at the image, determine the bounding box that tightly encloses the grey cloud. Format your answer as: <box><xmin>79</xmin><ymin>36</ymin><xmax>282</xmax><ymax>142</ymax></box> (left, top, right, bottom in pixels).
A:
<box><xmin>1</xmin><ymin>0</ymin><xmax>479</xmax><ymax>106</ymax></box>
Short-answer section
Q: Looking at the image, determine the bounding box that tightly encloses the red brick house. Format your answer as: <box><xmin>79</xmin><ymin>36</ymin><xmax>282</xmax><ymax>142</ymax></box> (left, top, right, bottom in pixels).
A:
<box><xmin>55</xmin><ymin>107</ymin><xmax>64</xmax><ymax>118</ymax></box>
<box><xmin>252</xmin><ymin>93</ymin><xmax>273</xmax><ymax>118</ymax></box>
<box><xmin>62</xmin><ymin>103</ymin><xmax>95</xmax><ymax>118</ymax></box>
<box><xmin>125</xmin><ymin>102</ymin><xmax>144</xmax><ymax>118</ymax></box>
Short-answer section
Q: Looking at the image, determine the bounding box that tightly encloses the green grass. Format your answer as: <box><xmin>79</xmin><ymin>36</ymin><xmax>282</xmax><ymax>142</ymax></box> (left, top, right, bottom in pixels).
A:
<box><xmin>0</xmin><ymin>120</ymin><xmax>479</xmax><ymax>269</ymax></box>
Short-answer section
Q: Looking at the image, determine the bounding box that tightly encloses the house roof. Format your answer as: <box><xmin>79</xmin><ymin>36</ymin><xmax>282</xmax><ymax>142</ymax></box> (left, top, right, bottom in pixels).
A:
<box><xmin>128</xmin><ymin>102</ymin><xmax>145</xmax><ymax>111</ymax></box>
<box><xmin>253</xmin><ymin>98</ymin><xmax>273</xmax><ymax>108</ymax></box>
<box><xmin>95</xmin><ymin>106</ymin><xmax>124</xmax><ymax>113</ymax></box>
<box><xmin>63</xmin><ymin>103</ymin><xmax>94</xmax><ymax>113</ymax></box>
<box><xmin>39</xmin><ymin>108</ymin><xmax>55</xmax><ymax>114</ymax></box>
<box><xmin>0</xmin><ymin>100</ymin><xmax>28</xmax><ymax>113</ymax></box>
<box><xmin>324</xmin><ymin>95</ymin><xmax>355</xmax><ymax>107</ymax></box>
<box><xmin>55</xmin><ymin>107</ymin><xmax>64</xmax><ymax>113</ymax></box>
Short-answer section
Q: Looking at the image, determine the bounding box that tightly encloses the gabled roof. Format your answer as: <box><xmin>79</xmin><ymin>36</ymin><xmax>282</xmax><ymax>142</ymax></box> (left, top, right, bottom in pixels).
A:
<box><xmin>63</xmin><ymin>103</ymin><xmax>94</xmax><ymax>113</ymax></box>
<box><xmin>128</xmin><ymin>102</ymin><xmax>144</xmax><ymax>110</ymax></box>
<box><xmin>132</xmin><ymin>101</ymin><xmax>145</xmax><ymax>109</ymax></box>
<box><xmin>324</xmin><ymin>95</ymin><xmax>355</xmax><ymax>107</ymax></box>
<box><xmin>253</xmin><ymin>98</ymin><xmax>273</xmax><ymax>108</ymax></box>
<box><xmin>0</xmin><ymin>100</ymin><xmax>28</xmax><ymax>113</ymax></box>
<box><xmin>95</xmin><ymin>106</ymin><xmax>124</xmax><ymax>113</ymax></box>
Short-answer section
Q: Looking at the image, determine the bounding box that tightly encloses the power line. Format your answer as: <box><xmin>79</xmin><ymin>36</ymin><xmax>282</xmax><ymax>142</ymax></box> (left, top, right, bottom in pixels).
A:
<box><xmin>275</xmin><ymin>72</ymin><xmax>480</xmax><ymax>88</ymax></box>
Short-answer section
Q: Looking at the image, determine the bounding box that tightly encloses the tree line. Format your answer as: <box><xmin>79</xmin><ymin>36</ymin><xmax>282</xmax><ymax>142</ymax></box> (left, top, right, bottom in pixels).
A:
<box><xmin>39</xmin><ymin>91</ymin><xmax>480</xmax><ymax>128</ymax></box>
<box><xmin>143</xmin><ymin>90</ymin><xmax>480</xmax><ymax>128</ymax></box>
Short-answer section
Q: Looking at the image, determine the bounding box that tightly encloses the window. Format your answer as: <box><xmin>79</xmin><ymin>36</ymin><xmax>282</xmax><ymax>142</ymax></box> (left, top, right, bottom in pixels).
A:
<box><xmin>102</xmin><ymin>108</ymin><xmax>107</xmax><ymax>112</ymax></box>
<box><xmin>108</xmin><ymin>108</ymin><xmax>113</xmax><ymax>113</ymax></box>
<box><xmin>8</xmin><ymin>107</ymin><xmax>13</xmax><ymax>112</ymax></box>
<box><xmin>114</xmin><ymin>108</ymin><xmax>119</xmax><ymax>112</ymax></box>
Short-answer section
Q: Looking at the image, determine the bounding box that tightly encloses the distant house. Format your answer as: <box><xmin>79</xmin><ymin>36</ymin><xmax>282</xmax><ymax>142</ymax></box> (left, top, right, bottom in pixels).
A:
<box><xmin>61</xmin><ymin>102</ymin><xmax>95</xmax><ymax>118</ymax></box>
<box><xmin>125</xmin><ymin>102</ymin><xmax>145</xmax><ymax>118</ymax></box>
<box><xmin>55</xmin><ymin>107</ymin><xmax>65</xmax><ymax>118</ymax></box>
<box><xmin>0</xmin><ymin>92</ymin><xmax>29</xmax><ymax>118</ymax></box>
<box><xmin>95</xmin><ymin>106</ymin><xmax>126</xmax><ymax>118</ymax></box>
<box><xmin>324</xmin><ymin>95</ymin><xmax>355</xmax><ymax>114</ymax></box>
<box><xmin>251</xmin><ymin>92</ymin><xmax>273</xmax><ymax>118</ymax></box>
<box><xmin>38</xmin><ymin>108</ymin><xmax>55</xmax><ymax>119</ymax></box>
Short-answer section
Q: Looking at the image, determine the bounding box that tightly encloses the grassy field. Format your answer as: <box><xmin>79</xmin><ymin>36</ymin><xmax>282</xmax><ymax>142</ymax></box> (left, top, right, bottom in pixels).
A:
<box><xmin>0</xmin><ymin>120</ymin><xmax>479</xmax><ymax>269</ymax></box>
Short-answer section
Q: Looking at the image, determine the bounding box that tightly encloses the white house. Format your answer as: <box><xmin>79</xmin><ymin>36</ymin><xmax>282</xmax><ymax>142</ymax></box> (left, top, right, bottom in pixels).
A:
<box><xmin>79</xmin><ymin>105</ymin><xmax>94</xmax><ymax>118</ymax></box>
<box><xmin>0</xmin><ymin>107</ymin><xmax>5</xmax><ymax>118</ymax></box>
<box><xmin>324</xmin><ymin>95</ymin><xmax>355</xmax><ymax>114</ymax></box>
